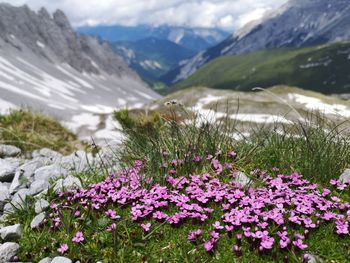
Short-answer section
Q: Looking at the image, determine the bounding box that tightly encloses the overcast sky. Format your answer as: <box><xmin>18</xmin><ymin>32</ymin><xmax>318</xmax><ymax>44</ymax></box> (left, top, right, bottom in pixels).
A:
<box><xmin>0</xmin><ymin>0</ymin><xmax>288</xmax><ymax>30</ymax></box>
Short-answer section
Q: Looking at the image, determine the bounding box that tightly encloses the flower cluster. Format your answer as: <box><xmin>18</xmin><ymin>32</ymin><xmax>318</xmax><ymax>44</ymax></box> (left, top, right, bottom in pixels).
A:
<box><xmin>46</xmin><ymin>155</ymin><xmax>350</xmax><ymax>257</ymax></box>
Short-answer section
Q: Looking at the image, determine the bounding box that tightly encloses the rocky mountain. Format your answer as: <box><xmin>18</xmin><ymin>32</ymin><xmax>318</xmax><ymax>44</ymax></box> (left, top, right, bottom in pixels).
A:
<box><xmin>163</xmin><ymin>0</ymin><xmax>350</xmax><ymax>85</ymax></box>
<box><xmin>110</xmin><ymin>37</ymin><xmax>196</xmax><ymax>84</ymax></box>
<box><xmin>171</xmin><ymin>42</ymin><xmax>350</xmax><ymax>94</ymax></box>
<box><xmin>77</xmin><ymin>25</ymin><xmax>230</xmax><ymax>53</ymax></box>
<box><xmin>0</xmin><ymin>4</ymin><xmax>160</xmax><ymax>140</ymax></box>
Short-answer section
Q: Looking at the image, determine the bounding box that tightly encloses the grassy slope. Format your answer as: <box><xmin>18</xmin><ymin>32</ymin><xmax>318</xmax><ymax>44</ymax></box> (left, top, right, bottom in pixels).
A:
<box><xmin>173</xmin><ymin>42</ymin><xmax>350</xmax><ymax>94</ymax></box>
<box><xmin>0</xmin><ymin>109</ymin><xmax>80</xmax><ymax>155</ymax></box>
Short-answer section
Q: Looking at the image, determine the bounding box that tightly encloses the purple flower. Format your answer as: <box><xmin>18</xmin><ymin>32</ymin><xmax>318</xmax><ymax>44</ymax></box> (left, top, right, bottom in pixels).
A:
<box><xmin>212</xmin><ymin>221</ymin><xmax>224</xmax><ymax>230</ymax></box>
<box><xmin>141</xmin><ymin>222</ymin><xmax>151</xmax><ymax>232</ymax></box>
<box><xmin>105</xmin><ymin>209</ymin><xmax>120</xmax><ymax>220</ymax></box>
<box><xmin>188</xmin><ymin>229</ymin><xmax>202</xmax><ymax>241</ymax></box>
<box><xmin>204</xmin><ymin>239</ymin><xmax>215</xmax><ymax>252</ymax></box>
<box><xmin>72</xmin><ymin>231</ymin><xmax>84</xmax><ymax>243</ymax></box>
<box><xmin>107</xmin><ymin>223</ymin><xmax>117</xmax><ymax>232</ymax></box>
<box><xmin>57</xmin><ymin>244</ymin><xmax>68</xmax><ymax>254</ymax></box>
<box><xmin>293</xmin><ymin>239</ymin><xmax>308</xmax><ymax>250</ymax></box>
<box><xmin>228</xmin><ymin>151</ymin><xmax>237</xmax><ymax>158</ymax></box>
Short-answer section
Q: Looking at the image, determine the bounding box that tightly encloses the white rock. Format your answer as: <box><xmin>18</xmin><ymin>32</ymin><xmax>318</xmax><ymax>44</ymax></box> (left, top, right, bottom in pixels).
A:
<box><xmin>0</xmin><ymin>224</ymin><xmax>22</xmax><ymax>241</ymax></box>
<box><xmin>339</xmin><ymin>169</ymin><xmax>350</xmax><ymax>184</ymax></box>
<box><xmin>51</xmin><ymin>256</ymin><xmax>72</xmax><ymax>263</ymax></box>
<box><xmin>0</xmin><ymin>145</ymin><xmax>21</xmax><ymax>157</ymax></box>
<box><xmin>30</xmin><ymin>212</ymin><xmax>45</xmax><ymax>229</ymax></box>
<box><xmin>234</xmin><ymin>171</ymin><xmax>251</xmax><ymax>187</ymax></box>
<box><xmin>34</xmin><ymin>164</ymin><xmax>68</xmax><ymax>182</ymax></box>
<box><xmin>54</xmin><ymin>175</ymin><xmax>82</xmax><ymax>193</ymax></box>
<box><xmin>0</xmin><ymin>159</ymin><xmax>20</xmax><ymax>182</ymax></box>
<box><xmin>35</xmin><ymin>199</ymin><xmax>50</xmax><ymax>214</ymax></box>
<box><xmin>39</xmin><ymin>257</ymin><xmax>52</xmax><ymax>263</ymax></box>
<box><xmin>0</xmin><ymin>242</ymin><xmax>19</xmax><ymax>262</ymax></box>
<box><xmin>29</xmin><ymin>180</ymin><xmax>49</xmax><ymax>196</ymax></box>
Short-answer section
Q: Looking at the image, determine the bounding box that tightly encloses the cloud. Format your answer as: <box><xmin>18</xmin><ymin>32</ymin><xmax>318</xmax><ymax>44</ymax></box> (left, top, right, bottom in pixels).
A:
<box><xmin>0</xmin><ymin>0</ymin><xmax>288</xmax><ymax>30</ymax></box>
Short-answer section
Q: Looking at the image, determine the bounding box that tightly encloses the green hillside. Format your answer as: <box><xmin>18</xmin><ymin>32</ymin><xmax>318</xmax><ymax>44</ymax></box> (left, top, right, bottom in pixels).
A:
<box><xmin>173</xmin><ymin>42</ymin><xmax>350</xmax><ymax>94</ymax></box>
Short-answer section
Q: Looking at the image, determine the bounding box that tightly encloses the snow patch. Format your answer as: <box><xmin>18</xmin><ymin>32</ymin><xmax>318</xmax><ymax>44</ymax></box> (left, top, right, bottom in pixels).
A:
<box><xmin>63</xmin><ymin>113</ymin><xmax>100</xmax><ymax>134</ymax></box>
<box><xmin>0</xmin><ymin>98</ymin><xmax>17</xmax><ymax>115</ymax></box>
<box><xmin>81</xmin><ymin>104</ymin><xmax>115</xmax><ymax>114</ymax></box>
<box><xmin>230</xmin><ymin>114</ymin><xmax>292</xmax><ymax>124</ymax></box>
<box><xmin>288</xmin><ymin>94</ymin><xmax>350</xmax><ymax>117</ymax></box>
<box><xmin>36</xmin><ymin>41</ymin><xmax>45</xmax><ymax>48</ymax></box>
<box><xmin>94</xmin><ymin>115</ymin><xmax>124</xmax><ymax>141</ymax></box>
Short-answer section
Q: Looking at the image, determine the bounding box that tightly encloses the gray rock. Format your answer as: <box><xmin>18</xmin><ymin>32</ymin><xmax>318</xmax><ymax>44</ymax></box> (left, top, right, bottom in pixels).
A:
<box><xmin>34</xmin><ymin>164</ymin><xmax>68</xmax><ymax>182</ymax></box>
<box><xmin>58</xmin><ymin>151</ymin><xmax>94</xmax><ymax>172</ymax></box>
<box><xmin>9</xmin><ymin>169</ymin><xmax>26</xmax><ymax>195</ymax></box>
<box><xmin>35</xmin><ymin>199</ymin><xmax>50</xmax><ymax>214</ymax></box>
<box><xmin>28</xmin><ymin>180</ymin><xmax>49</xmax><ymax>196</ymax></box>
<box><xmin>54</xmin><ymin>176</ymin><xmax>82</xmax><ymax>193</ymax></box>
<box><xmin>0</xmin><ymin>183</ymin><xmax>10</xmax><ymax>210</ymax></box>
<box><xmin>0</xmin><ymin>224</ymin><xmax>22</xmax><ymax>241</ymax></box>
<box><xmin>38</xmin><ymin>257</ymin><xmax>52</xmax><ymax>263</ymax></box>
<box><xmin>0</xmin><ymin>145</ymin><xmax>21</xmax><ymax>158</ymax></box>
<box><xmin>33</xmin><ymin>148</ymin><xmax>62</xmax><ymax>161</ymax></box>
<box><xmin>30</xmin><ymin>212</ymin><xmax>45</xmax><ymax>229</ymax></box>
<box><xmin>339</xmin><ymin>169</ymin><xmax>350</xmax><ymax>184</ymax></box>
<box><xmin>9</xmin><ymin>158</ymin><xmax>48</xmax><ymax>195</ymax></box>
<box><xmin>51</xmin><ymin>256</ymin><xmax>72</xmax><ymax>263</ymax></box>
<box><xmin>0</xmin><ymin>159</ymin><xmax>20</xmax><ymax>182</ymax></box>
<box><xmin>7</xmin><ymin>189</ymin><xmax>30</xmax><ymax>211</ymax></box>
<box><xmin>0</xmin><ymin>242</ymin><xmax>19</xmax><ymax>262</ymax></box>
<box><xmin>305</xmin><ymin>253</ymin><xmax>323</xmax><ymax>263</ymax></box>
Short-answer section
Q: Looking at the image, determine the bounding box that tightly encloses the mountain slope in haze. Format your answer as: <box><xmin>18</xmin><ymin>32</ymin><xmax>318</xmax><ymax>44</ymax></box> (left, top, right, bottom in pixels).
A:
<box><xmin>172</xmin><ymin>42</ymin><xmax>350</xmax><ymax>94</ymax></box>
<box><xmin>0</xmin><ymin>4</ymin><xmax>160</xmax><ymax>140</ymax></box>
<box><xmin>77</xmin><ymin>25</ymin><xmax>230</xmax><ymax>53</ymax></box>
<box><xmin>163</xmin><ymin>0</ymin><xmax>350</xmax><ymax>85</ymax></box>
<box><xmin>110</xmin><ymin>37</ymin><xmax>196</xmax><ymax>82</ymax></box>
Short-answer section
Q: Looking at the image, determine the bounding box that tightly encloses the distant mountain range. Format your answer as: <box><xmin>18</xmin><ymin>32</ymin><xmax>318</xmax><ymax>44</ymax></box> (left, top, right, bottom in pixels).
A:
<box><xmin>110</xmin><ymin>37</ymin><xmax>196</xmax><ymax>86</ymax></box>
<box><xmin>163</xmin><ymin>0</ymin><xmax>350</xmax><ymax>87</ymax></box>
<box><xmin>0</xmin><ymin>4</ymin><xmax>160</xmax><ymax>140</ymax></box>
<box><xmin>77</xmin><ymin>25</ymin><xmax>230</xmax><ymax>52</ymax></box>
<box><xmin>171</xmin><ymin>42</ymin><xmax>350</xmax><ymax>94</ymax></box>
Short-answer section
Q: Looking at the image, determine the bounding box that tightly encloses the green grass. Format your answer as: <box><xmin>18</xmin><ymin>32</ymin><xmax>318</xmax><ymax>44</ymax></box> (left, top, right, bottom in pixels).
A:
<box><xmin>173</xmin><ymin>42</ymin><xmax>350</xmax><ymax>94</ymax></box>
<box><xmin>0</xmin><ymin>109</ymin><xmax>80</xmax><ymax>155</ymax></box>
<box><xmin>115</xmin><ymin>107</ymin><xmax>350</xmax><ymax>186</ymax></box>
<box><xmin>3</xmin><ymin>107</ymin><xmax>350</xmax><ymax>262</ymax></box>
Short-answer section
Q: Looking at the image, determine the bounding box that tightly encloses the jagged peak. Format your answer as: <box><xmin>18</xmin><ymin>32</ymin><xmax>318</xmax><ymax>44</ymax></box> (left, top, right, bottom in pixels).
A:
<box><xmin>38</xmin><ymin>7</ymin><xmax>51</xmax><ymax>19</ymax></box>
<box><xmin>53</xmin><ymin>9</ymin><xmax>71</xmax><ymax>29</ymax></box>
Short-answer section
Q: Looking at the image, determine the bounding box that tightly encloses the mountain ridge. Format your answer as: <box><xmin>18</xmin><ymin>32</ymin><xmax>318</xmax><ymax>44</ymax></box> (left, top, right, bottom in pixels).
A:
<box><xmin>77</xmin><ymin>24</ymin><xmax>230</xmax><ymax>53</ymax></box>
<box><xmin>0</xmin><ymin>4</ymin><xmax>160</xmax><ymax>141</ymax></box>
<box><xmin>163</xmin><ymin>0</ymin><xmax>350</xmax><ymax>85</ymax></box>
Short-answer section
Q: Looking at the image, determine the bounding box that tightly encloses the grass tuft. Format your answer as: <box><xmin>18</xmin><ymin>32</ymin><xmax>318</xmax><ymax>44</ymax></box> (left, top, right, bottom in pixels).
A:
<box><xmin>0</xmin><ymin>109</ymin><xmax>80</xmax><ymax>155</ymax></box>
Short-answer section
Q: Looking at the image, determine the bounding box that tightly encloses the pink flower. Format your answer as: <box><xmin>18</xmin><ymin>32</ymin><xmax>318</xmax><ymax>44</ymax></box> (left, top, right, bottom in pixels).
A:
<box><xmin>228</xmin><ymin>151</ymin><xmax>237</xmax><ymax>158</ymax></box>
<box><xmin>105</xmin><ymin>209</ymin><xmax>120</xmax><ymax>220</ymax></box>
<box><xmin>74</xmin><ymin>210</ymin><xmax>81</xmax><ymax>217</ymax></box>
<box><xmin>188</xmin><ymin>229</ymin><xmax>202</xmax><ymax>241</ymax></box>
<box><xmin>140</xmin><ymin>222</ymin><xmax>151</xmax><ymax>232</ymax></box>
<box><xmin>107</xmin><ymin>223</ymin><xmax>117</xmax><ymax>232</ymax></box>
<box><xmin>212</xmin><ymin>221</ymin><xmax>224</xmax><ymax>230</ymax></box>
<box><xmin>57</xmin><ymin>244</ymin><xmax>68</xmax><ymax>254</ymax></box>
<box><xmin>293</xmin><ymin>239</ymin><xmax>308</xmax><ymax>250</ymax></box>
<box><xmin>204</xmin><ymin>239</ymin><xmax>215</xmax><ymax>252</ymax></box>
<box><xmin>72</xmin><ymin>231</ymin><xmax>84</xmax><ymax>243</ymax></box>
